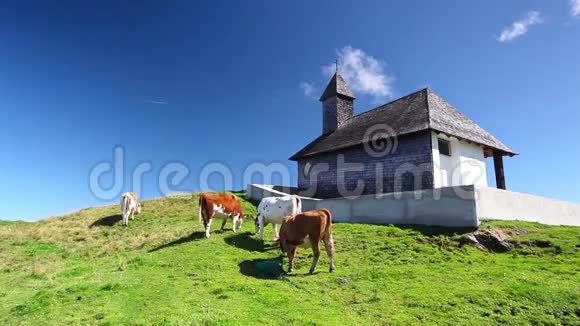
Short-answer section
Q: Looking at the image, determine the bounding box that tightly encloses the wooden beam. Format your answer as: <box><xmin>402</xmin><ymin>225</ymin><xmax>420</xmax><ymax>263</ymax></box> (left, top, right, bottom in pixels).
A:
<box><xmin>483</xmin><ymin>148</ymin><xmax>494</xmax><ymax>158</ymax></box>
<box><xmin>493</xmin><ymin>151</ymin><xmax>506</xmax><ymax>190</ymax></box>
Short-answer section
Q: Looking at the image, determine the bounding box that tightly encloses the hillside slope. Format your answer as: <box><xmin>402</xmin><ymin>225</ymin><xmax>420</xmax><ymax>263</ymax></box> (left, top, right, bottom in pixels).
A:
<box><xmin>0</xmin><ymin>193</ymin><xmax>579</xmax><ymax>325</ymax></box>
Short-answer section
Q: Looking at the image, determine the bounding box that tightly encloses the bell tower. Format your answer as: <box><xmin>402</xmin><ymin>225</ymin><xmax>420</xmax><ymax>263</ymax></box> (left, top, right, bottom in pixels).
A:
<box><xmin>319</xmin><ymin>73</ymin><xmax>355</xmax><ymax>134</ymax></box>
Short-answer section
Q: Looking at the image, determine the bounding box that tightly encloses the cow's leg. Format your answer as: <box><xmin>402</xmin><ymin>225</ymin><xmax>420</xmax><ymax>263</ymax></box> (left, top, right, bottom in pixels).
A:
<box><xmin>259</xmin><ymin>220</ymin><xmax>265</xmax><ymax>241</ymax></box>
<box><xmin>324</xmin><ymin>233</ymin><xmax>335</xmax><ymax>273</ymax></box>
<box><xmin>205</xmin><ymin>218</ymin><xmax>213</xmax><ymax>238</ymax></box>
<box><xmin>287</xmin><ymin>245</ymin><xmax>297</xmax><ymax>272</ymax></box>
<box><xmin>272</xmin><ymin>223</ymin><xmax>279</xmax><ymax>238</ymax></box>
<box><xmin>122</xmin><ymin>209</ymin><xmax>129</xmax><ymax>227</ymax></box>
<box><xmin>309</xmin><ymin>237</ymin><xmax>321</xmax><ymax>274</ymax></box>
<box><xmin>120</xmin><ymin>197</ymin><xmax>127</xmax><ymax>226</ymax></box>
<box><xmin>220</xmin><ymin>217</ymin><xmax>227</xmax><ymax>232</ymax></box>
<box><xmin>232</xmin><ymin>214</ymin><xmax>239</xmax><ymax>233</ymax></box>
<box><xmin>130</xmin><ymin>206</ymin><xmax>135</xmax><ymax>220</ymax></box>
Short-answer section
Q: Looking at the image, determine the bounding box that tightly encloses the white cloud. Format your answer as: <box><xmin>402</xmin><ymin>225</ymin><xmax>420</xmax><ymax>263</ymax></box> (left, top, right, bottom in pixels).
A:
<box><xmin>497</xmin><ymin>11</ymin><xmax>543</xmax><ymax>42</ymax></box>
<box><xmin>299</xmin><ymin>81</ymin><xmax>317</xmax><ymax>99</ymax></box>
<box><xmin>323</xmin><ymin>46</ymin><xmax>394</xmax><ymax>102</ymax></box>
<box><xmin>145</xmin><ymin>99</ymin><xmax>168</xmax><ymax>105</ymax></box>
<box><xmin>572</xmin><ymin>0</ymin><xmax>580</xmax><ymax>16</ymax></box>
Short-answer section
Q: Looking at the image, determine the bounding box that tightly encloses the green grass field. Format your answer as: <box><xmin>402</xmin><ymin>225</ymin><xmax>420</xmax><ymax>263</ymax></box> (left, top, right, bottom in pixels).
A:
<box><xmin>0</xmin><ymin>193</ymin><xmax>578</xmax><ymax>325</ymax></box>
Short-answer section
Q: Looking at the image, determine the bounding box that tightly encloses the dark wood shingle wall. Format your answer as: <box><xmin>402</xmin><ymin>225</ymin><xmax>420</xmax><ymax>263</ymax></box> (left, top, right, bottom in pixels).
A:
<box><xmin>297</xmin><ymin>131</ymin><xmax>434</xmax><ymax>198</ymax></box>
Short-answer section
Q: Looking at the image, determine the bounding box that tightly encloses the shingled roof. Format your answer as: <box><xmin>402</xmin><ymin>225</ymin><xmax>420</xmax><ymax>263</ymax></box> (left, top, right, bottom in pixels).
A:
<box><xmin>319</xmin><ymin>73</ymin><xmax>355</xmax><ymax>101</ymax></box>
<box><xmin>290</xmin><ymin>88</ymin><xmax>515</xmax><ymax>160</ymax></box>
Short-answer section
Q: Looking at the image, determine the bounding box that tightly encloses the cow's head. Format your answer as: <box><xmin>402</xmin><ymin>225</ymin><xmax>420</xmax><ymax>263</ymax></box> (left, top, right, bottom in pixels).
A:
<box><xmin>136</xmin><ymin>202</ymin><xmax>143</xmax><ymax>214</ymax></box>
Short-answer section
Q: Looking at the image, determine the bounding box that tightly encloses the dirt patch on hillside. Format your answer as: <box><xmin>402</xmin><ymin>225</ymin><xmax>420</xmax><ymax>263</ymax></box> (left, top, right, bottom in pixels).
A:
<box><xmin>413</xmin><ymin>227</ymin><xmax>554</xmax><ymax>253</ymax></box>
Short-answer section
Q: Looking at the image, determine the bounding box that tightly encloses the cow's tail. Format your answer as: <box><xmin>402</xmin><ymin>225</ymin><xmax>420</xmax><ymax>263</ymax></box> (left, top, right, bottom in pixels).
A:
<box><xmin>294</xmin><ymin>196</ymin><xmax>302</xmax><ymax>214</ymax></box>
<box><xmin>121</xmin><ymin>193</ymin><xmax>129</xmax><ymax>225</ymax></box>
<box><xmin>198</xmin><ymin>194</ymin><xmax>204</xmax><ymax>225</ymax></box>
<box><xmin>122</xmin><ymin>193</ymin><xmax>129</xmax><ymax>210</ymax></box>
<box><xmin>319</xmin><ymin>208</ymin><xmax>333</xmax><ymax>237</ymax></box>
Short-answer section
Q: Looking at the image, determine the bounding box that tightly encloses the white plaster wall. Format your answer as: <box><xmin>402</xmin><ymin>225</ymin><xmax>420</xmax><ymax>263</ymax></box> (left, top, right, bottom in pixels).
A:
<box><xmin>248</xmin><ymin>184</ymin><xmax>580</xmax><ymax>227</ymax></box>
<box><xmin>431</xmin><ymin>132</ymin><xmax>487</xmax><ymax>188</ymax></box>
<box><xmin>314</xmin><ymin>186</ymin><xmax>479</xmax><ymax>227</ymax></box>
<box><xmin>246</xmin><ymin>184</ymin><xmax>478</xmax><ymax>227</ymax></box>
<box><xmin>458</xmin><ymin>140</ymin><xmax>487</xmax><ymax>187</ymax></box>
<box><xmin>431</xmin><ymin>136</ymin><xmax>442</xmax><ymax>187</ymax></box>
<box><xmin>475</xmin><ymin>186</ymin><xmax>580</xmax><ymax>226</ymax></box>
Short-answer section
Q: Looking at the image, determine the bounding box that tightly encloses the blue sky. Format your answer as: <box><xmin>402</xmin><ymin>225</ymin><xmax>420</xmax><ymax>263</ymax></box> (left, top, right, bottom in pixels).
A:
<box><xmin>1</xmin><ymin>1</ymin><xmax>579</xmax><ymax>221</ymax></box>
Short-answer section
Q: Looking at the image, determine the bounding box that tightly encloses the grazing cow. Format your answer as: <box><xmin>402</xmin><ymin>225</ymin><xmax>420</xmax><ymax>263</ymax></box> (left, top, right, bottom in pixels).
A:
<box><xmin>255</xmin><ymin>195</ymin><xmax>302</xmax><ymax>241</ymax></box>
<box><xmin>277</xmin><ymin>208</ymin><xmax>335</xmax><ymax>274</ymax></box>
<box><xmin>198</xmin><ymin>193</ymin><xmax>245</xmax><ymax>238</ymax></box>
<box><xmin>120</xmin><ymin>192</ymin><xmax>142</xmax><ymax>226</ymax></box>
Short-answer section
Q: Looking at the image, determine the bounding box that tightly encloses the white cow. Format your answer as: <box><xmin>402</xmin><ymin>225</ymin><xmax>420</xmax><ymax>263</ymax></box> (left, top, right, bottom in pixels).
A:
<box><xmin>255</xmin><ymin>195</ymin><xmax>302</xmax><ymax>241</ymax></box>
<box><xmin>120</xmin><ymin>192</ymin><xmax>142</xmax><ymax>226</ymax></box>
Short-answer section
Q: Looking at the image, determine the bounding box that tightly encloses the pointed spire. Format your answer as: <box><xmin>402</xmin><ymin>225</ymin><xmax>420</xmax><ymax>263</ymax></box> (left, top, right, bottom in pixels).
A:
<box><xmin>319</xmin><ymin>73</ymin><xmax>355</xmax><ymax>101</ymax></box>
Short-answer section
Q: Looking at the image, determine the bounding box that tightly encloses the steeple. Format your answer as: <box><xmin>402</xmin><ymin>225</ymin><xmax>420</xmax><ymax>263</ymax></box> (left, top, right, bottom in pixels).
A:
<box><xmin>320</xmin><ymin>73</ymin><xmax>355</xmax><ymax>134</ymax></box>
<box><xmin>319</xmin><ymin>73</ymin><xmax>355</xmax><ymax>101</ymax></box>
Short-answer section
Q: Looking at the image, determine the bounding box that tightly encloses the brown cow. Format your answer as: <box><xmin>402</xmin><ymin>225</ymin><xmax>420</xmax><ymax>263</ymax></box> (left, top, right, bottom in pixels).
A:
<box><xmin>198</xmin><ymin>193</ymin><xmax>245</xmax><ymax>238</ymax></box>
<box><xmin>277</xmin><ymin>208</ymin><xmax>335</xmax><ymax>274</ymax></box>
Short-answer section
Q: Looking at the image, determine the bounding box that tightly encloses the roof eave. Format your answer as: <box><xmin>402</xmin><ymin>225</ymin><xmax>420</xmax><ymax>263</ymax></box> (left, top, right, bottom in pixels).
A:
<box><xmin>290</xmin><ymin>129</ymin><xmax>432</xmax><ymax>161</ymax></box>
<box><xmin>432</xmin><ymin>129</ymin><xmax>517</xmax><ymax>157</ymax></box>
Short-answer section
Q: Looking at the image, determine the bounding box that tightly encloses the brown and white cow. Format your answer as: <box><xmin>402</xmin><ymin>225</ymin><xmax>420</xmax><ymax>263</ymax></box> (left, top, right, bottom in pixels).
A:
<box><xmin>198</xmin><ymin>193</ymin><xmax>246</xmax><ymax>238</ymax></box>
<box><xmin>277</xmin><ymin>208</ymin><xmax>335</xmax><ymax>274</ymax></box>
<box><xmin>120</xmin><ymin>192</ymin><xmax>142</xmax><ymax>226</ymax></box>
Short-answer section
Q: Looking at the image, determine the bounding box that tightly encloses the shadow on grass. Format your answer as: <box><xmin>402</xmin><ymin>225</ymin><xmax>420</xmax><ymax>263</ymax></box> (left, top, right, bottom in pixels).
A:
<box><xmin>224</xmin><ymin>232</ymin><xmax>278</xmax><ymax>253</ymax></box>
<box><xmin>238</xmin><ymin>257</ymin><xmax>316</xmax><ymax>294</ymax></box>
<box><xmin>90</xmin><ymin>215</ymin><xmax>122</xmax><ymax>228</ymax></box>
<box><xmin>238</xmin><ymin>257</ymin><xmax>284</xmax><ymax>279</ymax></box>
<box><xmin>395</xmin><ymin>224</ymin><xmax>477</xmax><ymax>237</ymax></box>
<box><xmin>148</xmin><ymin>232</ymin><xmax>206</xmax><ymax>252</ymax></box>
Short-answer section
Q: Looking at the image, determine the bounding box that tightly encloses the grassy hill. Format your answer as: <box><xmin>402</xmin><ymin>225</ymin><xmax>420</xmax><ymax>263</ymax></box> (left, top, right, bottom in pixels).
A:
<box><xmin>0</xmin><ymin>193</ymin><xmax>578</xmax><ymax>325</ymax></box>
